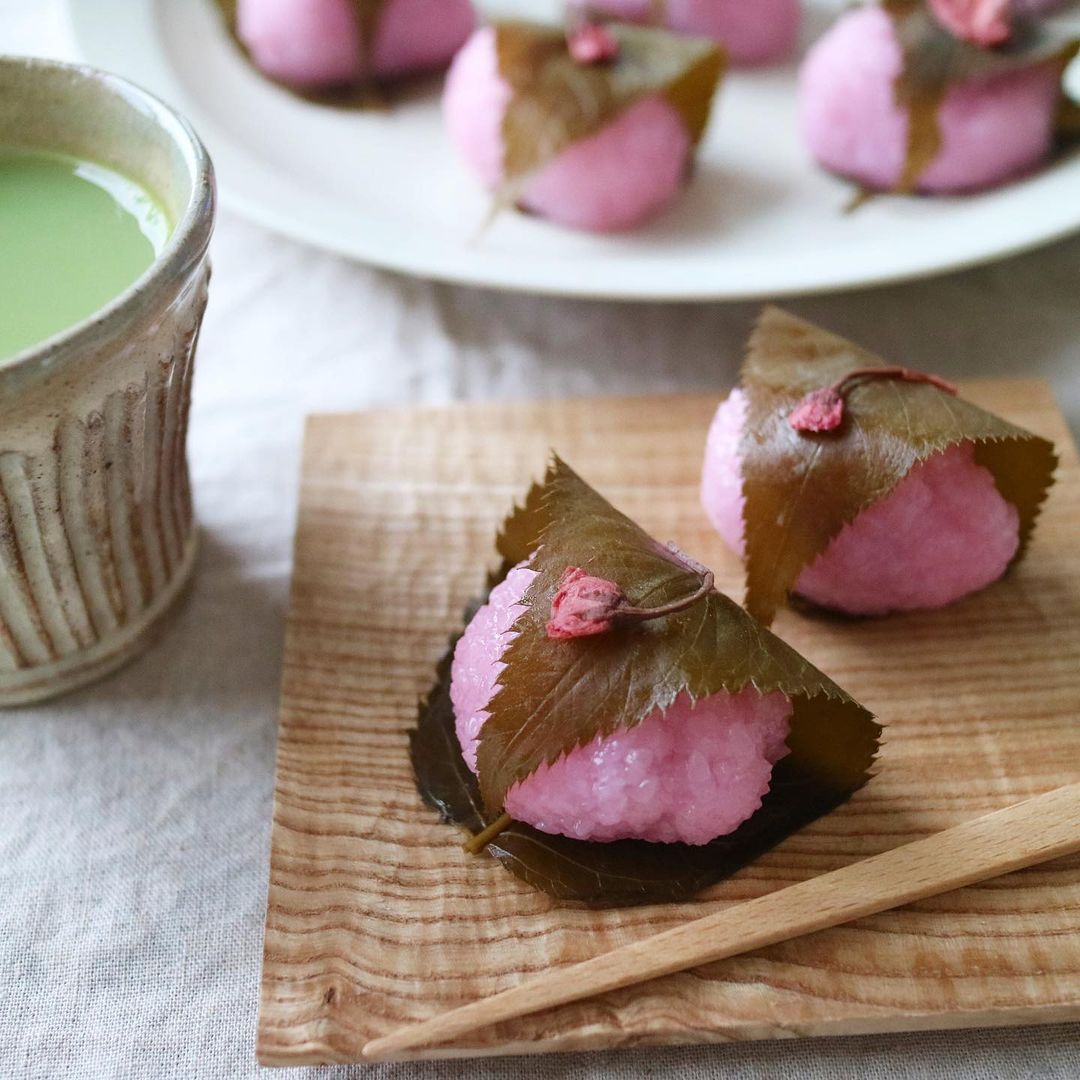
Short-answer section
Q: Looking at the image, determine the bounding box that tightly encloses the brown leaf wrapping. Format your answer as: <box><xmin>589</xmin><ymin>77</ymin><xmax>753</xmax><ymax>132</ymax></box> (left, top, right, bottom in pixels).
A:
<box><xmin>348</xmin><ymin>0</ymin><xmax>387</xmax><ymax>59</ymax></box>
<box><xmin>881</xmin><ymin>0</ymin><xmax>1079</xmax><ymax>191</ymax></box>
<box><xmin>494</xmin><ymin>21</ymin><xmax>725</xmax><ymax>193</ymax></box>
<box><xmin>410</xmin><ymin>458</ymin><xmax>881</xmax><ymax>906</ymax></box>
<box><xmin>740</xmin><ymin>307</ymin><xmax>1058</xmax><ymax>626</ymax></box>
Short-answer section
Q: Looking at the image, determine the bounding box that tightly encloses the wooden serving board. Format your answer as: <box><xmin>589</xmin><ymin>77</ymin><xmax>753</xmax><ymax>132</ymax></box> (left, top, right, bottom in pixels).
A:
<box><xmin>257</xmin><ymin>381</ymin><xmax>1080</xmax><ymax>1066</ymax></box>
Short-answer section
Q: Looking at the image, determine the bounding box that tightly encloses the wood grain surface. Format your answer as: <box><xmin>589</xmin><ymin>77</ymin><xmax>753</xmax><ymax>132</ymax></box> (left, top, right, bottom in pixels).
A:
<box><xmin>257</xmin><ymin>381</ymin><xmax>1080</xmax><ymax>1066</ymax></box>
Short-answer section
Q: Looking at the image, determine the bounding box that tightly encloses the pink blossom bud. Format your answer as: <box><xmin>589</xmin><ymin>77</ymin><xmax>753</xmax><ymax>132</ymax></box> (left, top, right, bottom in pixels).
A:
<box><xmin>546</xmin><ymin>567</ymin><xmax>627</xmax><ymax>640</ymax></box>
<box><xmin>928</xmin><ymin>0</ymin><xmax>1011</xmax><ymax>46</ymax></box>
<box><xmin>789</xmin><ymin>387</ymin><xmax>845</xmax><ymax>433</ymax></box>
<box><xmin>568</xmin><ymin>23</ymin><xmax>620</xmax><ymax>65</ymax></box>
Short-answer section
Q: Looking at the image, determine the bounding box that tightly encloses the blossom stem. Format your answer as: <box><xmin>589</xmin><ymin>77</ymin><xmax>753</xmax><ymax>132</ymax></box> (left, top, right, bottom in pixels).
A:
<box><xmin>463</xmin><ymin>812</ymin><xmax>513</xmax><ymax>854</ymax></box>
<box><xmin>619</xmin><ymin>571</ymin><xmax>714</xmax><ymax>621</ymax></box>
<box><xmin>832</xmin><ymin>366</ymin><xmax>958</xmax><ymax>399</ymax></box>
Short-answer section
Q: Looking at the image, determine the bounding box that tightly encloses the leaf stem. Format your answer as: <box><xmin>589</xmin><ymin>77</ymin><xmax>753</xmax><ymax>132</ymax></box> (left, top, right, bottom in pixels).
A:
<box><xmin>832</xmin><ymin>366</ymin><xmax>958</xmax><ymax>398</ymax></box>
<box><xmin>619</xmin><ymin>570</ymin><xmax>715</xmax><ymax>621</ymax></box>
<box><xmin>463</xmin><ymin>812</ymin><xmax>513</xmax><ymax>854</ymax></box>
<box><xmin>789</xmin><ymin>365</ymin><xmax>959</xmax><ymax>434</ymax></box>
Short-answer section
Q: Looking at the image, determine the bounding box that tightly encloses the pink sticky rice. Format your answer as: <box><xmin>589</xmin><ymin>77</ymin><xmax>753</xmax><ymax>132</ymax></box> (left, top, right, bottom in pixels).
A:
<box><xmin>568</xmin><ymin>0</ymin><xmax>801</xmax><ymax>66</ymax></box>
<box><xmin>797</xmin><ymin>6</ymin><xmax>1061</xmax><ymax>193</ymax></box>
<box><xmin>236</xmin><ymin>0</ymin><xmax>474</xmax><ymax>87</ymax></box>
<box><xmin>700</xmin><ymin>389</ymin><xmax>1021</xmax><ymax>615</ymax></box>
<box><xmin>450</xmin><ymin>563</ymin><xmax>792</xmax><ymax>845</ymax></box>
<box><xmin>443</xmin><ymin>27</ymin><xmax>694</xmax><ymax>233</ymax></box>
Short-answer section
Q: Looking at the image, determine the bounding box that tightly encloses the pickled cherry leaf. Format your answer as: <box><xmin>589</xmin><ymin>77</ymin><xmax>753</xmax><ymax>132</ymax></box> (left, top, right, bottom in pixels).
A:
<box><xmin>740</xmin><ymin>307</ymin><xmax>1057</xmax><ymax>626</ymax></box>
<box><xmin>1057</xmin><ymin>92</ymin><xmax>1080</xmax><ymax>136</ymax></box>
<box><xmin>411</xmin><ymin>623</ymin><xmax>874</xmax><ymax>906</ymax></box>
<box><xmin>881</xmin><ymin>0</ymin><xmax>1079</xmax><ymax>190</ymax></box>
<box><xmin>495</xmin><ymin>21</ymin><xmax>725</xmax><ymax>193</ymax></box>
<box><xmin>347</xmin><ymin>0</ymin><xmax>390</xmax><ymax>59</ymax></box>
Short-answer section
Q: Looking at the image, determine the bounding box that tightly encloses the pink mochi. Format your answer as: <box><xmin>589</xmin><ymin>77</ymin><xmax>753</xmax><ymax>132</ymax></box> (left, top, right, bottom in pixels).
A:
<box><xmin>443</xmin><ymin>27</ymin><xmax>695</xmax><ymax>232</ymax></box>
<box><xmin>450</xmin><ymin>563</ymin><xmax>792</xmax><ymax>845</ymax></box>
<box><xmin>798</xmin><ymin>6</ymin><xmax>1061</xmax><ymax>193</ymax></box>
<box><xmin>236</xmin><ymin>0</ymin><xmax>474</xmax><ymax>87</ymax></box>
<box><xmin>568</xmin><ymin>0</ymin><xmax>801</xmax><ymax>66</ymax></box>
<box><xmin>369</xmin><ymin>0</ymin><xmax>476</xmax><ymax>78</ymax></box>
<box><xmin>700</xmin><ymin>389</ymin><xmax>1021</xmax><ymax>616</ymax></box>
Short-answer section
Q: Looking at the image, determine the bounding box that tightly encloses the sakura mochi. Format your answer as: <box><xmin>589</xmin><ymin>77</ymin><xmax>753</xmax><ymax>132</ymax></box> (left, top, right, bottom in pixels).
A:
<box><xmin>798</xmin><ymin>5</ymin><xmax>1072</xmax><ymax>193</ymax></box>
<box><xmin>702</xmin><ymin>390</ymin><xmax>1022</xmax><ymax>615</ymax></box>
<box><xmin>233</xmin><ymin>0</ymin><xmax>475</xmax><ymax>90</ymax></box>
<box><xmin>566</xmin><ymin>0</ymin><xmax>802</xmax><ymax>65</ymax></box>
<box><xmin>450</xmin><ymin>565</ymin><xmax>793</xmax><ymax>845</ymax></box>
<box><xmin>412</xmin><ymin>455</ymin><xmax>880</xmax><ymax>905</ymax></box>
<box><xmin>443</xmin><ymin>22</ymin><xmax>725</xmax><ymax>232</ymax></box>
<box><xmin>700</xmin><ymin>308</ymin><xmax>1057</xmax><ymax>624</ymax></box>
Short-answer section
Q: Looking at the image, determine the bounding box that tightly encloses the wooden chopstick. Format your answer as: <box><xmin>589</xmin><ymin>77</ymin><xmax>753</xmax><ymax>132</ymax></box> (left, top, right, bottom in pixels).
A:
<box><xmin>363</xmin><ymin>782</ymin><xmax>1080</xmax><ymax>1060</ymax></box>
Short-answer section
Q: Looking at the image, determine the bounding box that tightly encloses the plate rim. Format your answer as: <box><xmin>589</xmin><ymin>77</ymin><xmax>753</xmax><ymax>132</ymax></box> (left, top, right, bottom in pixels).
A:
<box><xmin>65</xmin><ymin>0</ymin><xmax>1080</xmax><ymax>302</ymax></box>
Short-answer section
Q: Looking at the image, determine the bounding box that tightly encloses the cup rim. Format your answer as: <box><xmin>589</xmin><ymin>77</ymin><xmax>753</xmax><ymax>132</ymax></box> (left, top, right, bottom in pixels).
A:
<box><xmin>0</xmin><ymin>54</ymin><xmax>216</xmax><ymax>375</ymax></box>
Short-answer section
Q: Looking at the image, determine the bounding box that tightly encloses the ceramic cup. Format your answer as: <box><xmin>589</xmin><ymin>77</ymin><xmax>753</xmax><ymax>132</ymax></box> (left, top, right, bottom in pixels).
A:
<box><xmin>0</xmin><ymin>57</ymin><xmax>215</xmax><ymax>705</ymax></box>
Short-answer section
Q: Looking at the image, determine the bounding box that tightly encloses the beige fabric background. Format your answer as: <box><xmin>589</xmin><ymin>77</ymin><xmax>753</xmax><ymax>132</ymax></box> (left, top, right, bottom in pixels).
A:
<box><xmin>2</xmin><ymin>4</ymin><xmax>1079</xmax><ymax>1077</ymax></box>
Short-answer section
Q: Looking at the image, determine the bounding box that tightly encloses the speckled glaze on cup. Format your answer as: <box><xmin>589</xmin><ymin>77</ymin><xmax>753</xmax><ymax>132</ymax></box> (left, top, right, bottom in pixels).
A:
<box><xmin>0</xmin><ymin>57</ymin><xmax>215</xmax><ymax>705</ymax></box>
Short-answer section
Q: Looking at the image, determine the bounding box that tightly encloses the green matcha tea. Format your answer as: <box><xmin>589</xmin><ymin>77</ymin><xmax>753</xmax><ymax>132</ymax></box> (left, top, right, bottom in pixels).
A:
<box><xmin>0</xmin><ymin>150</ymin><xmax>170</xmax><ymax>359</ymax></box>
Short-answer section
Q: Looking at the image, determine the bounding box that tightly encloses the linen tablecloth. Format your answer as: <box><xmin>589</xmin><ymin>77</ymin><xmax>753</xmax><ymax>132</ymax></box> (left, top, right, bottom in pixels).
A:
<box><xmin>2</xmin><ymin>4</ymin><xmax>1079</xmax><ymax>1077</ymax></box>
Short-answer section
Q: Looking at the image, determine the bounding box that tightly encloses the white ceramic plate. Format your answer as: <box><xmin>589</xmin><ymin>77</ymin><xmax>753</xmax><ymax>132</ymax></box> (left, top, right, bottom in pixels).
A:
<box><xmin>67</xmin><ymin>0</ymin><xmax>1080</xmax><ymax>301</ymax></box>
